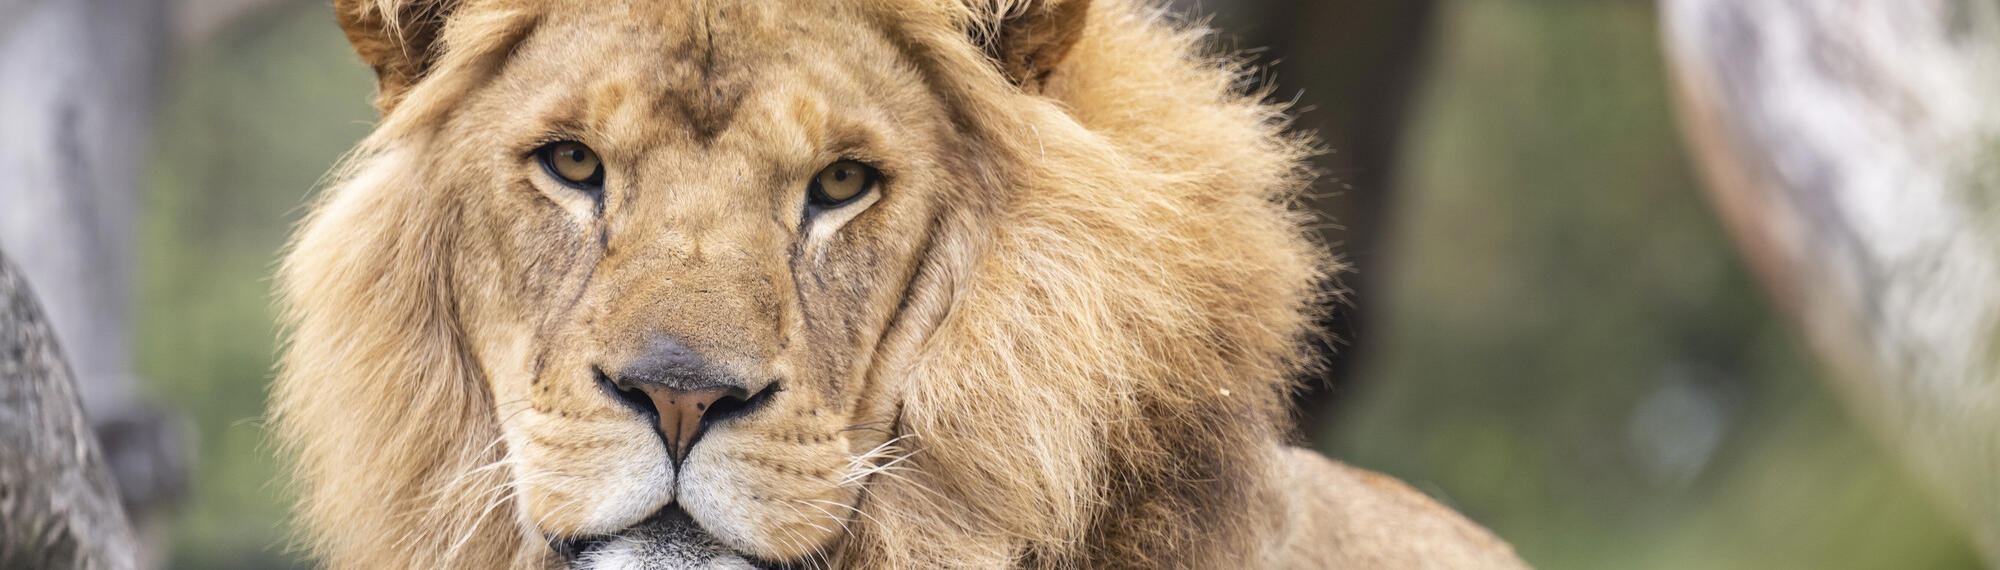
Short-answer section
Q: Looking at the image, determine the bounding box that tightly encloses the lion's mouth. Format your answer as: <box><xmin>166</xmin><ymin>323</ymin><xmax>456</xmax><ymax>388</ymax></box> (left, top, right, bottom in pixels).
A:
<box><xmin>557</xmin><ymin>507</ymin><xmax>801</xmax><ymax>570</ymax></box>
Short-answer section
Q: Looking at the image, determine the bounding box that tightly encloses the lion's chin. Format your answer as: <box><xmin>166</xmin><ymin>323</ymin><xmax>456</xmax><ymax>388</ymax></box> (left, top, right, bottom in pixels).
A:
<box><xmin>568</xmin><ymin>507</ymin><xmax>796</xmax><ymax>570</ymax></box>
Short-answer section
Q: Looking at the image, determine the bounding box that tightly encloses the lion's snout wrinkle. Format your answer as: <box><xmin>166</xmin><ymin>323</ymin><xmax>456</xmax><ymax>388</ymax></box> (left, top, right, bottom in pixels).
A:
<box><xmin>616</xmin><ymin>337</ymin><xmax>730</xmax><ymax>392</ymax></box>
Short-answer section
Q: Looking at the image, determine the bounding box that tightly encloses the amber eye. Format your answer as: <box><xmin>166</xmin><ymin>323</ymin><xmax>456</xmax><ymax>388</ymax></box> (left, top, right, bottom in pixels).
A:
<box><xmin>535</xmin><ymin>141</ymin><xmax>605</xmax><ymax>190</ymax></box>
<box><xmin>808</xmin><ymin>160</ymin><xmax>879</xmax><ymax>208</ymax></box>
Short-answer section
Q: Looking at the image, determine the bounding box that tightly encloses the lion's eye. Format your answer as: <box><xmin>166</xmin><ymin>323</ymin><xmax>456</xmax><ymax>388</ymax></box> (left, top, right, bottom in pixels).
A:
<box><xmin>808</xmin><ymin>160</ymin><xmax>879</xmax><ymax>208</ymax></box>
<box><xmin>536</xmin><ymin>141</ymin><xmax>605</xmax><ymax>190</ymax></box>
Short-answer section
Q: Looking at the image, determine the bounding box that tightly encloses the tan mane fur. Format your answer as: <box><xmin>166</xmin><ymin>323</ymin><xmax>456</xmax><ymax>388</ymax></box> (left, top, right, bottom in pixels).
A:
<box><xmin>275</xmin><ymin>1</ymin><xmax>1332</xmax><ymax>568</ymax></box>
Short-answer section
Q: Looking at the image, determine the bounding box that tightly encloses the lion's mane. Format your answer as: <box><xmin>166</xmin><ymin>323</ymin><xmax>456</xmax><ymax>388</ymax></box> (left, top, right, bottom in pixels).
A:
<box><xmin>273</xmin><ymin>1</ymin><xmax>1328</xmax><ymax>568</ymax></box>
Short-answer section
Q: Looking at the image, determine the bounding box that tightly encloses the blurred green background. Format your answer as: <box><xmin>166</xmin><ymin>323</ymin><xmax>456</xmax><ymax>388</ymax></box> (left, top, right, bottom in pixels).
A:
<box><xmin>129</xmin><ymin>0</ymin><xmax>1979</xmax><ymax>568</ymax></box>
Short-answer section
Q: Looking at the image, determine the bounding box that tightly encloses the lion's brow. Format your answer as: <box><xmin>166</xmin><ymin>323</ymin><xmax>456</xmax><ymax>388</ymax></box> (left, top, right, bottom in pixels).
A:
<box><xmin>647</xmin><ymin>1</ymin><xmax>749</xmax><ymax>144</ymax></box>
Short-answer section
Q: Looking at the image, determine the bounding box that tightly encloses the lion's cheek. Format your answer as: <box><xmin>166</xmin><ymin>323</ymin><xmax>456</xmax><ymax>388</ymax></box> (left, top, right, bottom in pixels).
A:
<box><xmin>678</xmin><ymin>430</ymin><xmax>855</xmax><ymax>561</ymax></box>
<box><xmin>506</xmin><ymin>418</ymin><xmax>677</xmax><ymax>536</ymax></box>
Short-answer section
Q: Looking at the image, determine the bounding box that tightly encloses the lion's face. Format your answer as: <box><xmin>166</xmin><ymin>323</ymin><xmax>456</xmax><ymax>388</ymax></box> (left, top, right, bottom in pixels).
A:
<box><xmin>434</xmin><ymin>2</ymin><xmax>957</xmax><ymax>563</ymax></box>
<box><xmin>283</xmin><ymin>0</ymin><xmax>1324</xmax><ymax>567</ymax></box>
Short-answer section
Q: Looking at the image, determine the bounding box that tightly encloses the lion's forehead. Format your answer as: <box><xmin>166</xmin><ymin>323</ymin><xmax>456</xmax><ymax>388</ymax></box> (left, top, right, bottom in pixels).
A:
<box><xmin>489</xmin><ymin>0</ymin><xmax>918</xmax><ymax>149</ymax></box>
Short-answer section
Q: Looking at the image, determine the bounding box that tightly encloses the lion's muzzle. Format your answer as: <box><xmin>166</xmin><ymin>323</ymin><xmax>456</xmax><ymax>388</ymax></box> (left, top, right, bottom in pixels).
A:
<box><xmin>596</xmin><ymin>337</ymin><xmax>777</xmax><ymax>466</ymax></box>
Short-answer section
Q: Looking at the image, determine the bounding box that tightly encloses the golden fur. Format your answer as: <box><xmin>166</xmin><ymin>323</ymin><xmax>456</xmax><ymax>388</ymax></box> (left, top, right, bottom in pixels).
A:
<box><xmin>273</xmin><ymin>0</ymin><xmax>1527</xmax><ymax>568</ymax></box>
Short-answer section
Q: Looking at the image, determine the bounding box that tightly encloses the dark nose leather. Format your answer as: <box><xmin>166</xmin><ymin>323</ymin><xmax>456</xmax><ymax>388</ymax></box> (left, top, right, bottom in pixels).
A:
<box><xmin>604</xmin><ymin>338</ymin><xmax>752</xmax><ymax>465</ymax></box>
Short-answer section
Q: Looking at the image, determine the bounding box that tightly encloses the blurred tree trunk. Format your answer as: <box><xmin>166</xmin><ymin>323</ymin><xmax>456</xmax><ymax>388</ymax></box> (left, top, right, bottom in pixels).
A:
<box><xmin>1665</xmin><ymin>0</ymin><xmax>2000</xmax><ymax>562</ymax></box>
<box><xmin>0</xmin><ymin>0</ymin><xmax>284</xmax><ymax>564</ymax></box>
<box><xmin>0</xmin><ymin>0</ymin><xmax>186</xmax><ymax>555</ymax></box>
<box><xmin>1</xmin><ymin>250</ymin><xmax>140</xmax><ymax>570</ymax></box>
<box><xmin>0</xmin><ymin>0</ymin><xmax>161</xmax><ymax>420</ymax></box>
<box><xmin>1190</xmin><ymin>0</ymin><xmax>1439</xmax><ymax>421</ymax></box>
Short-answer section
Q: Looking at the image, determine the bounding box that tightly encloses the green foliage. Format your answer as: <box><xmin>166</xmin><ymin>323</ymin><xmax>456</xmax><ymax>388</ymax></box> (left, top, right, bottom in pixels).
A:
<box><xmin>137</xmin><ymin>4</ymin><xmax>375</xmax><ymax>568</ymax></box>
<box><xmin>1323</xmin><ymin>1</ymin><xmax>1980</xmax><ymax>568</ymax></box>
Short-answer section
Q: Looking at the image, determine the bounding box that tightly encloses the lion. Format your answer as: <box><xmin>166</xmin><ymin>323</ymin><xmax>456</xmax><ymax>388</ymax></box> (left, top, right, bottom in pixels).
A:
<box><xmin>271</xmin><ymin>0</ymin><xmax>1528</xmax><ymax>568</ymax></box>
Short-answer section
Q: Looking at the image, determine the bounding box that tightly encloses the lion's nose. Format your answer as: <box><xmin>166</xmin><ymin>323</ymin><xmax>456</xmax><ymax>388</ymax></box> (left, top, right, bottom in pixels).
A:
<box><xmin>598</xmin><ymin>338</ymin><xmax>764</xmax><ymax>466</ymax></box>
<box><xmin>627</xmin><ymin>384</ymin><xmax>744</xmax><ymax>465</ymax></box>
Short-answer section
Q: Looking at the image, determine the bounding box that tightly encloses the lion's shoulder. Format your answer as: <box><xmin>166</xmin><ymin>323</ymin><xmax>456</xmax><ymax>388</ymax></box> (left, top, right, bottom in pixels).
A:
<box><xmin>1272</xmin><ymin>447</ymin><xmax>1528</xmax><ymax>569</ymax></box>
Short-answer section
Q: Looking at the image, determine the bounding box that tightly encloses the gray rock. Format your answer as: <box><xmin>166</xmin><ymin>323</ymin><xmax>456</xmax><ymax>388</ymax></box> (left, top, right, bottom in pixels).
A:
<box><xmin>0</xmin><ymin>249</ymin><xmax>139</xmax><ymax>569</ymax></box>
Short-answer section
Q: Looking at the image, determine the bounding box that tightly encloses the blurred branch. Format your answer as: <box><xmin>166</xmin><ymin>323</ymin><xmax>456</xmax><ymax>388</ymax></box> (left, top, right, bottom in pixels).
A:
<box><xmin>1</xmin><ymin>250</ymin><xmax>140</xmax><ymax>570</ymax></box>
<box><xmin>1665</xmin><ymin>0</ymin><xmax>2000</xmax><ymax>562</ymax></box>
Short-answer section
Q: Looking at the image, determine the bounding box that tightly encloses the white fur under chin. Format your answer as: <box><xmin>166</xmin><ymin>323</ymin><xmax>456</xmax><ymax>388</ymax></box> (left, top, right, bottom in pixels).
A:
<box><xmin>571</xmin><ymin>508</ymin><xmax>763</xmax><ymax>570</ymax></box>
<box><xmin>576</xmin><ymin>537</ymin><xmax>758</xmax><ymax>570</ymax></box>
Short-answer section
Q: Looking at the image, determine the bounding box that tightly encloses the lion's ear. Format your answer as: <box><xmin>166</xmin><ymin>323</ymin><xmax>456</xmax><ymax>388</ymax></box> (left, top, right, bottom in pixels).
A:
<box><xmin>335</xmin><ymin>0</ymin><xmax>457</xmax><ymax>114</ymax></box>
<box><xmin>980</xmin><ymin>0</ymin><xmax>1091</xmax><ymax>90</ymax></box>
